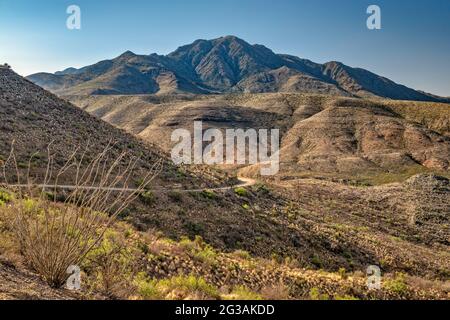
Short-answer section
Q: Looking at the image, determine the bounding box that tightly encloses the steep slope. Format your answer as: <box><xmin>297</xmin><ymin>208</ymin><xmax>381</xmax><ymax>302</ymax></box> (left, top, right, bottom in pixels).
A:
<box><xmin>321</xmin><ymin>62</ymin><xmax>443</xmax><ymax>102</ymax></box>
<box><xmin>233</xmin><ymin>66</ymin><xmax>347</xmax><ymax>95</ymax></box>
<box><xmin>167</xmin><ymin>36</ymin><xmax>286</xmax><ymax>90</ymax></box>
<box><xmin>27</xmin><ymin>36</ymin><xmax>449</xmax><ymax>102</ymax></box>
<box><xmin>0</xmin><ymin>67</ymin><xmax>213</xmax><ymax>188</ymax></box>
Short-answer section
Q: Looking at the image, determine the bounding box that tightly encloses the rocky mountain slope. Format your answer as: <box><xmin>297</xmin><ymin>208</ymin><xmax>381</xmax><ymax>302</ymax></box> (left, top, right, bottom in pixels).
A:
<box><xmin>27</xmin><ymin>36</ymin><xmax>449</xmax><ymax>102</ymax></box>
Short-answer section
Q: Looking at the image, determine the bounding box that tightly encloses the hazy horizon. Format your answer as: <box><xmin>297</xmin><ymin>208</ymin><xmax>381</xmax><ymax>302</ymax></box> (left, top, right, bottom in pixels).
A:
<box><xmin>1</xmin><ymin>0</ymin><xmax>449</xmax><ymax>96</ymax></box>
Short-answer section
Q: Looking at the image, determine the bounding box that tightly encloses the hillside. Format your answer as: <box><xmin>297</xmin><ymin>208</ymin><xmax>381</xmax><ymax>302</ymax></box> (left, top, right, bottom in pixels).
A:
<box><xmin>0</xmin><ymin>67</ymin><xmax>223</xmax><ymax>188</ymax></box>
<box><xmin>1</xmin><ymin>70</ymin><xmax>449</xmax><ymax>299</ymax></box>
<box><xmin>1</xmin><ymin>69</ymin><xmax>411</xmax><ymax>274</ymax></box>
<box><xmin>27</xmin><ymin>36</ymin><xmax>449</xmax><ymax>102</ymax></box>
<box><xmin>71</xmin><ymin>93</ymin><xmax>450</xmax><ymax>185</ymax></box>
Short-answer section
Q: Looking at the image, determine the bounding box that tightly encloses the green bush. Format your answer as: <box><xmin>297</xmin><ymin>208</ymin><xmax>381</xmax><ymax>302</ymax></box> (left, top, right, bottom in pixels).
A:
<box><xmin>226</xmin><ymin>286</ymin><xmax>263</xmax><ymax>300</ymax></box>
<box><xmin>194</xmin><ymin>244</ymin><xmax>217</xmax><ymax>266</ymax></box>
<box><xmin>338</xmin><ymin>267</ymin><xmax>347</xmax><ymax>279</ymax></box>
<box><xmin>254</xmin><ymin>184</ymin><xmax>270</xmax><ymax>194</ymax></box>
<box><xmin>234</xmin><ymin>187</ymin><xmax>248</xmax><ymax>197</ymax></box>
<box><xmin>136</xmin><ymin>274</ymin><xmax>220</xmax><ymax>300</ymax></box>
<box><xmin>384</xmin><ymin>273</ymin><xmax>408</xmax><ymax>295</ymax></box>
<box><xmin>201</xmin><ymin>189</ymin><xmax>217</xmax><ymax>200</ymax></box>
<box><xmin>335</xmin><ymin>294</ymin><xmax>359</xmax><ymax>300</ymax></box>
<box><xmin>0</xmin><ymin>190</ymin><xmax>12</xmax><ymax>206</ymax></box>
<box><xmin>233</xmin><ymin>250</ymin><xmax>251</xmax><ymax>260</ymax></box>
<box><xmin>135</xmin><ymin>178</ymin><xmax>145</xmax><ymax>188</ymax></box>
<box><xmin>309</xmin><ymin>287</ymin><xmax>329</xmax><ymax>300</ymax></box>
<box><xmin>183</xmin><ymin>221</ymin><xmax>205</xmax><ymax>236</ymax></box>
<box><xmin>84</xmin><ymin>228</ymin><xmax>137</xmax><ymax>298</ymax></box>
<box><xmin>311</xmin><ymin>255</ymin><xmax>323</xmax><ymax>268</ymax></box>
<box><xmin>139</xmin><ymin>191</ymin><xmax>155</xmax><ymax>205</ymax></box>
<box><xmin>180</xmin><ymin>236</ymin><xmax>218</xmax><ymax>266</ymax></box>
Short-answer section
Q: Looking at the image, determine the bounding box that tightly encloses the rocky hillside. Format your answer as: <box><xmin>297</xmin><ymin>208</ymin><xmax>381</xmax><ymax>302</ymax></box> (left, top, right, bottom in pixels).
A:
<box><xmin>0</xmin><ymin>67</ymin><xmax>220</xmax><ymax>188</ymax></box>
<box><xmin>1</xmin><ymin>173</ymin><xmax>449</xmax><ymax>300</ymax></box>
<box><xmin>71</xmin><ymin>93</ymin><xmax>450</xmax><ymax>184</ymax></box>
<box><xmin>28</xmin><ymin>36</ymin><xmax>449</xmax><ymax>102</ymax></box>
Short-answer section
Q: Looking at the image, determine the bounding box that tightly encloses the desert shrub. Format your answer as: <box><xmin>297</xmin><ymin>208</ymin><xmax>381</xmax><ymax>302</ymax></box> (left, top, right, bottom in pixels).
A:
<box><xmin>0</xmin><ymin>207</ymin><xmax>21</xmax><ymax>266</ymax></box>
<box><xmin>335</xmin><ymin>294</ymin><xmax>359</xmax><ymax>300</ymax></box>
<box><xmin>233</xmin><ymin>249</ymin><xmax>251</xmax><ymax>260</ymax></box>
<box><xmin>234</xmin><ymin>187</ymin><xmax>248</xmax><ymax>197</ymax></box>
<box><xmin>139</xmin><ymin>191</ymin><xmax>155</xmax><ymax>205</ymax></box>
<box><xmin>0</xmin><ymin>145</ymin><xmax>162</xmax><ymax>288</ymax></box>
<box><xmin>201</xmin><ymin>189</ymin><xmax>216</xmax><ymax>200</ymax></box>
<box><xmin>283</xmin><ymin>256</ymin><xmax>300</xmax><ymax>268</ymax></box>
<box><xmin>194</xmin><ymin>244</ymin><xmax>217</xmax><ymax>266</ymax></box>
<box><xmin>2</xmin><ymin>198</ymin><xmax>110</xmax><ymax>288</ymax></box>
<box><xmin>84</xmin><ymin>228</ymin><xmax>139</xmax><ymax>299</ymax></box>
<box><xmin>242</xmin><ymin>203</ymin><xmax>250</xmax><ymax>210</ymax></box>
<box><xmin>136</xmin><ymin>274</ymin><xmax>219</xmax><ymax>300</ymax></box>
<box><xmin>135</xmin><ymin>273</ymin><xmax>163</xmax><ymax>300</ymax></box>
<box><xmin>168</xmin><ymin>191</ymin><xmax>183</xmax><ymax>202</ymax></box>
<box><xmin>271</xmin><ymin>252</ymin><xmax>283</xmax><ymax>264</ymax></box>
<box><xmin>338</xmin><ymin>267</ymin><xmax>347</xmax><ymax>279</ymax></box>
<box><xmin>225</xmin><ymin>286</ymin><xmax>263</xmax><ymax>300</ymax></box>
<box><xmin>311</xmin><ymin>255</ymin><xmax>323</xmax><ymax>268</ymax></box>
<box><xmin>183</xmin><ymin>221</ymin><xmax>205</xmax><ymax>236</ymax></box>
<box><xmin>135</xmin><ymin>178</ymin><xmax>145</xmax><ymax>188</ymax></box>
<box><xmin>384</xmin><ymin>273</ymin><xmax>408</xmax><ymax>295</ymax></box>
<box><xmin>253</xmin><ymin>183</ymin><xmax>270</xmax><ymax>195</ymax></box>
<box><xmin>180</xmin><ymin>236</ymin><xmax>218</xmax><ymax>266</ymax></box>
<box><xmin>17</xmin><ymin>162</ymin><xmax>28</xmax><ymax>169</ymax></box>
<box><xmin>0</xmin><ymin>189</ymin><xmax>12</xmax><ymax>206</ymax></box>
<box><xmin>309</xmin><ymin>287</ymin><xmax>330</xmax><ymax>300</ymax></box>
<box><xmin>260</xmin><ymin>282</ymin><xmax>291</xmax><ymax>300</ymax></box>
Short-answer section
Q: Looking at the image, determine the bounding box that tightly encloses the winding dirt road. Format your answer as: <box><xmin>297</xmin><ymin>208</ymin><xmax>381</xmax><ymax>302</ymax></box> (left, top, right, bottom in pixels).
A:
<box><xmin>4</xmin><ymin>176</ymin><xmax>257</xmax><ymax>194</ymax></box>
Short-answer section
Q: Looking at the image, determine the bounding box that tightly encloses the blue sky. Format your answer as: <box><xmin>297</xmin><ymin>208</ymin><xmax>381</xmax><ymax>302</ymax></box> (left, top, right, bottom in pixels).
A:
<box><xmin>0</xmin><ymin>0</ymin><xmax>449</xmax><ymax>96</ymax></box>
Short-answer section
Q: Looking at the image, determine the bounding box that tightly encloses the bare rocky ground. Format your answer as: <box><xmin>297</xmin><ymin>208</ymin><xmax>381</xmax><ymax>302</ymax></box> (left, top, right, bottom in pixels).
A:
<box><xmin>0</xmin><ymin>261</ymin><xmax>76</xmax><ymax>300</ymax></box>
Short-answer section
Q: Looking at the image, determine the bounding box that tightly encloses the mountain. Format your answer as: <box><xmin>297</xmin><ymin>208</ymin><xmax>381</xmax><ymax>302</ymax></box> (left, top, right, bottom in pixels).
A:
<box><xmin>27</xmin><ymin>36</ymin><xmax>449</xmax><ymax>102</ymax></box>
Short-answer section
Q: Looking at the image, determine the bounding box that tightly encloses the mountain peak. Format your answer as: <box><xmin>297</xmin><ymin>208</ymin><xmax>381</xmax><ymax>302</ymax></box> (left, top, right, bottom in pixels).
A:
<box><xmin>117</xmin><ymin>50</ymin><xmax>137</xmax><ymax>59</ymax></box>
<box><xmin>215</xmin><ymin>35</ymin><xmax>246</xmax><ymax>43</ymax></box>
<box><xmin>219</xmin><ymin>35</ymin><xmax>241</xmax><ymax>40</ymax></box>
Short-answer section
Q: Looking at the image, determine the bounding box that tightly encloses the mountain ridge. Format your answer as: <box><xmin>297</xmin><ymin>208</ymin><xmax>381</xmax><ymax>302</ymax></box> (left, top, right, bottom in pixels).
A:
<box><xmin>27</xmin><ymin>36</ymin><xmax>449</xmax><ymax>102</ymax></box>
